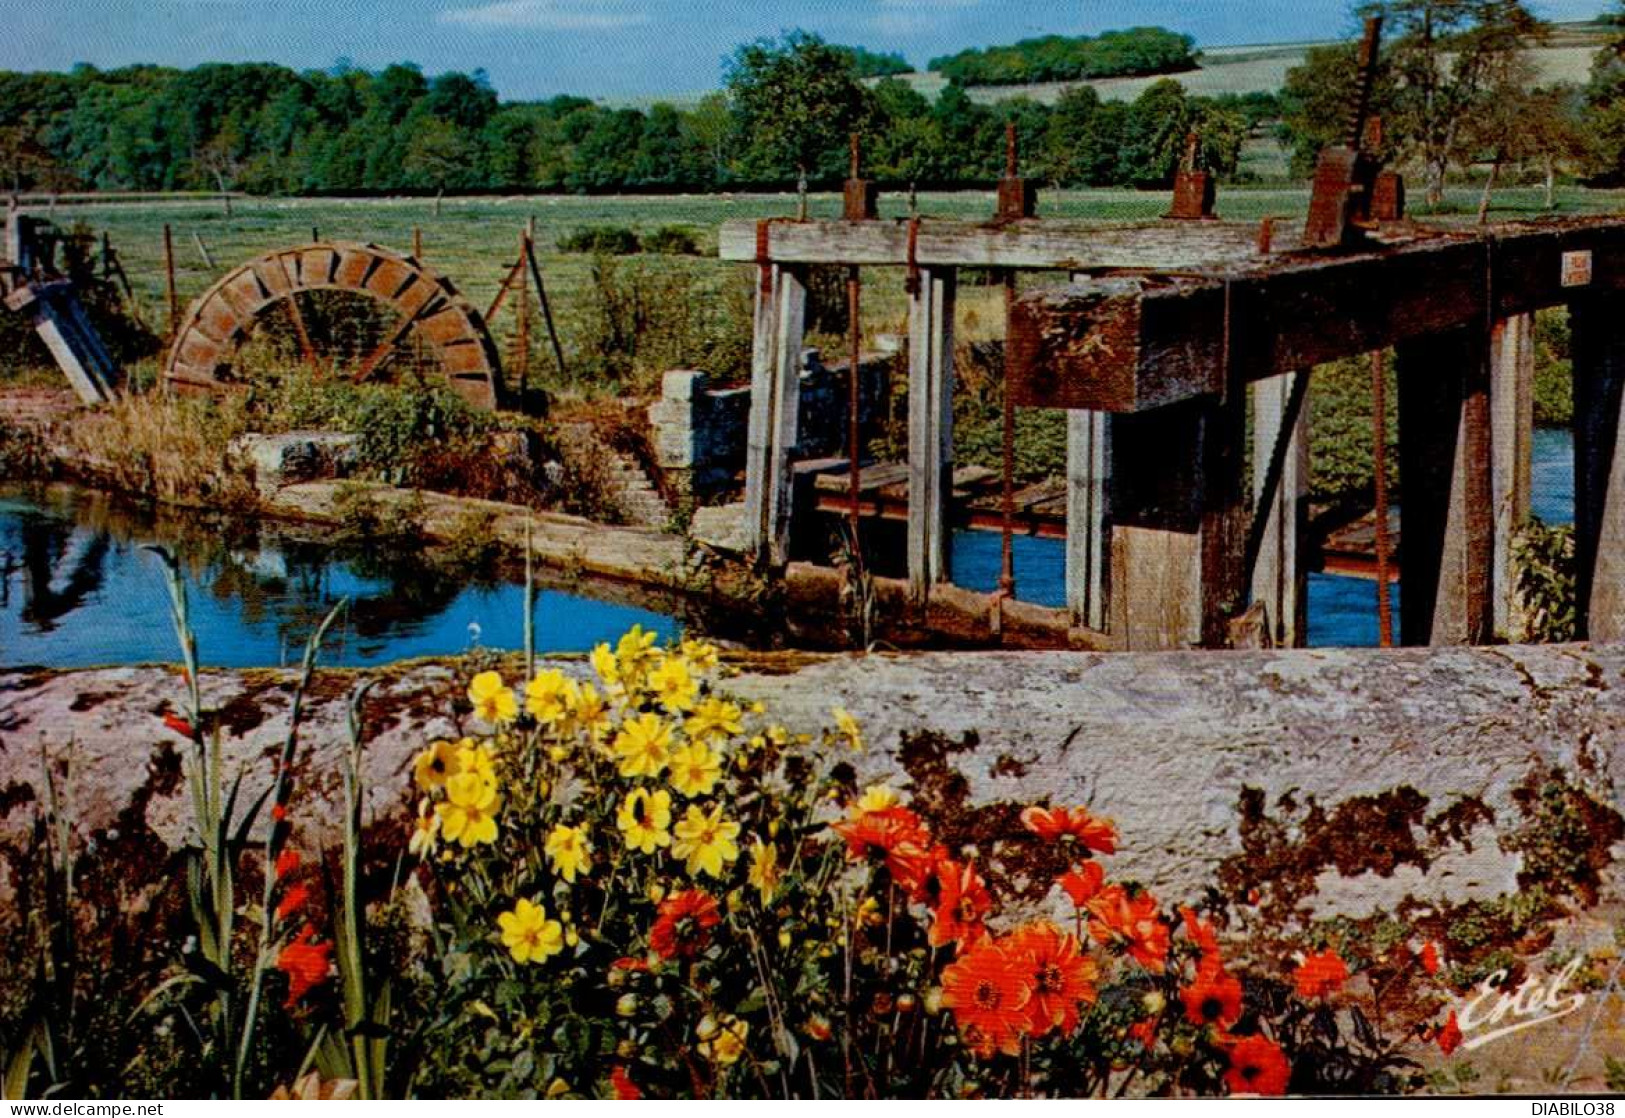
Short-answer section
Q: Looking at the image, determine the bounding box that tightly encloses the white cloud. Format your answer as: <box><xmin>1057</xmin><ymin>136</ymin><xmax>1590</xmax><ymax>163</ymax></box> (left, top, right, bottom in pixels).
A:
<box><xmin>438</xmin><ymin>0</ymin><xmax>650</xmax><ymax>30</ymax></box>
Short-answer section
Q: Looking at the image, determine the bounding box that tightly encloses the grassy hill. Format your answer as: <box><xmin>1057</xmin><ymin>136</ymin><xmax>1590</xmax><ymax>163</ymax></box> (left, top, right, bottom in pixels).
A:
<box><xmin>602</xmin><ymin>21</ymin><xmax>1612</xmax><ymax>110</ymax></box>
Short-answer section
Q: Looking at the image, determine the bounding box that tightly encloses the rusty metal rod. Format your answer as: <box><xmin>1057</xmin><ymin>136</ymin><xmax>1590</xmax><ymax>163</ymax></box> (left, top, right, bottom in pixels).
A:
<box><xmin>848</xmin><ymin>264</ymin><xmax>862</xmax><ymax>538</ymax></box>
<box><xmin>1000</xmin><ymin>269</ymin><xmax>1017</xmax><ymax>597</ymax></box>
<box><xmin>1372</xmin><ymin>348</ymin><xmax>1395</xmax><ymax>647</ymax></box>
<box><xmin>162</xmin><ymin>224</ymin><xmax>179</xmax><ymax>340</ymax></box>
<box><xmin>515</xmin><ymin>227</ymin><xmax>530</xmax><ymax>403</ymax></box>
<box><xmin>484</xmin><ymin>256</ymin><xmax>526</xmax><ymax>323</ymax></box>
<box><xmin>524</xmin><ymin>229</ymin><xmax>568</xmax><ymax>384</ymax></box>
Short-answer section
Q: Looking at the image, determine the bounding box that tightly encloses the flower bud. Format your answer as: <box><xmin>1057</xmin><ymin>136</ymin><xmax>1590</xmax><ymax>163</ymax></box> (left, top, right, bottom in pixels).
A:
<box><xmin>648</xmin><ymin>883</ymin><xmax>666</xmax><ymax>904</ymax></box>
<box><xmin>896</xmin><ymin>993</ymin><xmax>917</xmax><ymax>1014</ymax></box>
<box><xmin>566</xmin><ymin>927</ymin><xmax>580</xmax><ymax>948</ymax></box>
<box><xmin>1142</xmin><ymin>991</ymin><xmax>1166</xmax><ymax>1016</ymax></box>
<box><xmin>615</xmin><ymin>994</ymin><xmax>640</xmax><ymax>1018</ymax></box>
<box><xmin>616</xmin><ymin>1039</ymin><xmax>639</xmax><ymax>1059</ymax></box>
<box><xmin>778</xmin><ymin>929</ymin><xmax>793</xmax><ymax>949</ymax></box>
<box><xmin>695</xmin><ymin>1014</ymin><xmax>720</xmax><ymax>1041</ymax></box>
<box><xmin>923</xmin><ymin>987</ymin><xmax>943</xmax><ymax>1015</ymax></box>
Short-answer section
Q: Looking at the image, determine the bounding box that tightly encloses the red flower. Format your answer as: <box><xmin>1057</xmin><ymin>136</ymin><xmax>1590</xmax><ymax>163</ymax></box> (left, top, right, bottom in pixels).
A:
<box><xmin>1436</xmin><ymin>1010</ymin><xmax>1463</xmax><ymax>1056</ymax></box>
<box><xmin>1181</xmin><ymin>957</ymin><xmax>1243</xmax><ymax>1029</ymax></box>
<box><xmin>928</xmin><ymin>859</ymin><xmax>992</xmax><ymax>949</ymax></box>
<box><xmin>1019</xmin><ymin>805</ymin><xmax>1118</xmax><ymax>854</ymax></box>
<box><xmin>1223</xmin><ymin>1034</ymin><xmax>1291</xmax><ymax>1096</ymax></box>
<box><xmin>1127</xmin><ymin>1016</ymin><xmax>1158</xmax><ymax>1051</ymax></box>
<box><xmin>276</xmin><ymin>924</ymin><xmax>332</xmax><ymax>1008</ymax></box>
<box><xmin>1180</xmin><ymin>905</ymin><xmax>1220</xmax><ymax>959</ymax></box>
<box><xmin>1294</xmin><ymin>949</ymin><xmax>1349</xmax><ymax>999</ymax></box>
<box><xmin>831</xmin><ymin>808</ymin><xmax>935</xmax><ymax>888</ymax></box>
<box><xmin>940</xmin><ymin>937</ymin><xmax>1032</xmax><ymax>1058</ymax></box>
<box><xmin>1006</xmin><ymin>921</ymin><xmax>1098</xmax><ymax>1038</ymax></box>
<box><xmin>1057</xmin><ymin>862</ymin><xmax>1104</xmax><ymax>908</ymax></box>
<box><xmin>1086</xmin><ymin>884</ymin><xmax>1169</xmax><ymax>973</ymax></box>
<box><xmin>272</xmin><ymin>803</ymin><xmax>288</xmax><ymax>822</ymax></box>
<box><xmin>649</xmin><ymin>889</ymin><xmax>720</xmax><ymax>961</ymax></box>
<box><xmin>275</xmin><ymin>848</ymin><xmax>301</xmax><ymax>878</ymax></box>
<box><xmin>612</xmin><ymin>956</ymin><xmax>651</xmax><ymax>973</ymax></box>
<box><xmin>1420</xmin><ymin>941</ymin><xmax>1441</xmax><ymax>976</ymax></box>
<box><xmin>610</xmin><ymin>1066</ymin><xmax>642</xmax><ymax>1100</ymax></box>
<box><xmin>163</xmin><ymin>711</ymin><xmax>195</xmax><ymax>738</ymax></box>
<box><xmin>275</xmin><ymin>882</ymin><xmax>311</xmax><ymax>922</ymax></box>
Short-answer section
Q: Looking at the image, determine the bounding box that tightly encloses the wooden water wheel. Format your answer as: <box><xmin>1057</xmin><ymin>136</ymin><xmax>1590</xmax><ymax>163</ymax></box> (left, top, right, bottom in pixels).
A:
<box><xmin>163</xmin><ymin>241</ymin><xmax>502</xmax><ymax>410</ymax></box>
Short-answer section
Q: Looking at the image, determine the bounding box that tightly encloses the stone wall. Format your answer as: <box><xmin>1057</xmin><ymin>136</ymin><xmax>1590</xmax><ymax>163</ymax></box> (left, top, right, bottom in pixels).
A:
<box><xmin>3</xmin><ymin>642</ymin><xmax>1621</xmax><ymax>928</ymax></box>
<box><xmin>648</xmin><ymin>349</ymin><xmax>894</xmax><ymax>500</ymax></box>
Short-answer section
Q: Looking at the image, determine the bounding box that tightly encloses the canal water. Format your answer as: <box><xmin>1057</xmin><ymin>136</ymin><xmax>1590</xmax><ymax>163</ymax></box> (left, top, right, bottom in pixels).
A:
<box><xmin>0</xmin><ymin>428</ymin><xmax>1577</xmax><ymax>666</ymax></box>
<box><xmin>0</xmin><ymin>485</ymin><xmax>677</xmax><ymax>669</ymax></box>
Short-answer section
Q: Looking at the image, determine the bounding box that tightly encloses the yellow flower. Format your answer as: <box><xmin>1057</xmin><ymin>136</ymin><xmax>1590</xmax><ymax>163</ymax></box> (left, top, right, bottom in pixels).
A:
<box><xmin>617</xmin><ymin>625</ymin><xmax>659</xmax><ymax>673</ymax></box>
<box><xmin>568</xmin><ymin>681</ymin><xmax>611</xmax><ymax>743</ymax></box>
<box><xmin>746</xmin><ymin>839</ymin><xmax>780</xmax><ymax>902</ymax></box>
<box><xmin>648</xmin><ymin>655</ymin><xmax>697</xmax><ymax>714</ymax></box>
<box><xmin>668</xmin><ymin>740</ymin><xmax>722</xmax><ymax>798</ymax></box>
<box><xmin>612</xmin><ymin>712</ymin><xmax>673</xmax><ymax>778</ymax></box>
<box><xmin>685</xmin><ymin>697</ymin><xmax>744</xmax><ymax>743</ymax></box>
<box><xmin>545</xmin><ymin>823</ymin><xmax>592</xmax><ymax>883</ymax></box>
<box><xmin>590</xmin><ymin>642</ymin><xmax>621</xmax><ymax>688</ymax></box>
<box><xmin>697</xmin><ymin>1014</ymin><xmax>748</xmax><ymax>1066</ymax></box>
<box><xmin>524</xmin><ymin>669</ymin><xmax>572</xmax><ymax>726</ymax></box>
<box><xmin>832</xmin><ymin>706</ymin><xmax>864</xmax><ymax>752</ymax></box>
<box><xmin>456</xmin><ymin>740</ymin><xmax>497</xmax><ymax>784</ymax></box>
<box><xmin>616</xmin><ymin>788</ymin><xmax>673</xmax><ymax>854</ymax></box>
<box><xmin>680</xmin><ymin>637</ymin><xmax>720</xmax><ymax>674</ymax></box>
<box><xmin>468</xmin><ymin>671</ymin><xmax>518</xmax><ymax>725</ymax></box>
<box><xmin>412</xmin><ymin>740</ymin><xmax>461</xmax><ymax>792</ymax></box>
<box><xmin>766</xmin><ymin>724</ymin><xmax>791</xmax><ymax>748</ymax></box>
<box><xmin>437</xmin><ymin>772</ymin><xmax>501</xmax><ymax>847</ymax></box>
<box><xmin>856</xmin><ymin>784</ymin><xmax>901</xmax><ymax>814</ymax></box>
<box><xmin>498</xmin><ymin>898</ymin><xmax>563</xmax><ymax>964</ymax></box>
<box><xmin>408</xmin><ymin>799</ymin><xmax>439</xmax><ymax>858</ymax></box>
<box><xmin>672</xmin><ymin>803</ymin><xmax>740</xmax><ymax>879</ymax></box>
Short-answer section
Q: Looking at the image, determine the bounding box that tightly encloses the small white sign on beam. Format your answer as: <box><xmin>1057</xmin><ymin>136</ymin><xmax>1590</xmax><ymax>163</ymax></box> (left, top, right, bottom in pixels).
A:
<box><xmin>1561</xmin><ymin>250</ymin><xmax>1593</xmax><ymax>288</ymax></box>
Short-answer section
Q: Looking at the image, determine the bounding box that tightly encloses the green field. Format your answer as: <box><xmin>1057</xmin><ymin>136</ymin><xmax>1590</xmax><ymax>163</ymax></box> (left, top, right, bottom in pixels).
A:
<box><xmin>32</xmin><ymin>183</ymin><xmax>1625</xmax><ymax>391</ymax></box>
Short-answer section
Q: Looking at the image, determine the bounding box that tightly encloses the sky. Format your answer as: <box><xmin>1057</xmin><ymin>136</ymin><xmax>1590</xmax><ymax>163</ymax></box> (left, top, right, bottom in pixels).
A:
<box><xmin>2</xmin><ymin>0</ymin><xmax>1615</xmax><ymax>101</ymax></box>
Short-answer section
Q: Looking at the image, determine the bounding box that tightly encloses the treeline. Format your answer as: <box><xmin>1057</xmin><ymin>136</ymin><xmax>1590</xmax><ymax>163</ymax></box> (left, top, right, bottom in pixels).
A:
<box><xmin>927</xmin><ymin>27</ymin><xmax>1198</xmax><ymax>87</ymax></box>
<box><xmin>0</xmin><ymin>36</ymin><xmax>1254</xmax><ymax>197</ymax></box>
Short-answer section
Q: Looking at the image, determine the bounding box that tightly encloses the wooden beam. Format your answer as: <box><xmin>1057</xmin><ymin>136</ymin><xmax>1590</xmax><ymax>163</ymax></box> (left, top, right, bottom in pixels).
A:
<box><xmin>1003</xmin><ymin>220</ymin><xmax>1625</xmax><ymax>414</ymax></box>
<box><xmin>1396</xmin><ymin>326</ymin><xmax>1493</xmax><ymax>646</ymax></box>
<box><xmin>1065</xmin><ymin>408</ymin><xmax>1110</xmax><ymax>632</ymax></box>
<box><xmin>1249</xmin><ymin>372</ymin><xmax>1310</xmax><ymax>648</ymax></box>
<box><xmin>1490</xmin><ymin>314</ymin><xmax>1534</xmax><ymax>639</ymax></box>
<box><xmin>908</xmin><ymin>266</ymin><xmax>955</xmax><ymax>599</ymax></box>
<box><xmin>743</xmin><ymin>265</ymin><xmax>806</xmax><ymax>565</ymax></box>
<box><xmin>1570</xmin><ymin>292</ymin><xmax>1625</xmax><ymax>642</ymax></box>
<box><xmin>722</xmin><ymin>217</ymin><xmax>1277</xmax><ymax>271</ymax></box>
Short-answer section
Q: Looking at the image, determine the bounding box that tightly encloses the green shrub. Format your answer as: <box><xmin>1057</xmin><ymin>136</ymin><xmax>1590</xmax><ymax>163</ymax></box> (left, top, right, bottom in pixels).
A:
<box><xmin>1533</xmin><ymin>307</ymin><xmax>1573</xmax><ymax>428</ymax></box>
<box><xmin>641</xmin><ymin>225</ymin><xmax>702</xmax><ymax>255</ymax></box>
<box><xmin>558</xmin><ymin>226</ymin><xmax>641</xmax><ymax>255</ymax></box>
<box><xmin>1512</xmin><ymin>518</ymin><xmax>1577</xmax><ymax>642</ymax></box>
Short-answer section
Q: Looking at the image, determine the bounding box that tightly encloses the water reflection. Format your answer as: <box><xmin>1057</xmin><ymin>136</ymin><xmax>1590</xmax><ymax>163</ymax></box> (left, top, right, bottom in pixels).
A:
<box><xmin>1</xmin><ymin>485</ymin><xmax>679</xmax><ymax>669</ymax></box>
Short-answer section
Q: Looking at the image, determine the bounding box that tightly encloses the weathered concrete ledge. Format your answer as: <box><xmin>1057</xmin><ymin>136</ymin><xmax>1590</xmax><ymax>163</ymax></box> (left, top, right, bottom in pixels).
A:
<box><xmin>2</xmin><ymin>643</ymin><xmax>1621</xmax><ymax>927</ymax></box>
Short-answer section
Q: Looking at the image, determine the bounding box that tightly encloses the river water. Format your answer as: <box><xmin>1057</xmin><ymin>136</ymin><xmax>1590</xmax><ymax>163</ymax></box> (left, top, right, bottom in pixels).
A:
<box><xmin>0</xmin><ymin>429</ymin><xmax>1577</xmax><ymax>666</ymax></box>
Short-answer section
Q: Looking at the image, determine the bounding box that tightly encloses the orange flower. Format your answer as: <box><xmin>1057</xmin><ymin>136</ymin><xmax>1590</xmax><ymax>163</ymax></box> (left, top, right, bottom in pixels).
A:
<box><xmin>1436</xmin><ymin>1010</ymin><xmax>1463</xmax><ymax>1056</ymax></box>
<box><xmin>928</xmin><ymin>859</ymin><xmax>992</xmax><ymax>949</ymax></box>
<box><xmin>649</xmin><ymin>889</ymin><xmax>720</xmax><ymax>961</ymax></box>
<box><xmin>1086</xmin><ymin>885</ymin><xmax>1169</xmax><ymax>973</ymax></box>
<box><xmin>275</xmin><ymin>882</ymin><xmax>311</xmax><ymax>922</ymax></box>
<box><xmin>276</xmin><ymin>924</ymin><xmax>332</xmax><ymax>1008</ymax></box>
<box><xmin>1180</xmin><ymin>905</ymin><xmax>1220</xmax><ymax>959</ymax></box>
<box><xmin>941</xmin><ymin>938</ymin><xmax>1032</xmax><ymax>1058</ymax></box>
<box><xmin>1420</xmin><ymin>941</ymin><xmax>1441</xmax><ymax>976</ymax></box>
<box><xmin>1294</xmin><ymin>949</ymin><xmax>1349</xmax><ymax>999</ymax></box>
<box><xmin>1181</xmin><ymin>957</ymin><xmax>1243</xmax><ymax>1029</ymax></box>
<box><xmin>1223</xmin><ymin>1034</ymin><xmax>1290</xmax><ymax>1096</ymax></box>
<box><xmin>1006</xmin><ymin>921</ymin><xmax>1098</xmax><ymax>1037</ymax></box>
<box><xmin>163</xmin><ymin>711</ymin><xmax>195</xmax><ymax>738</ymax></box>
<box><xmin>1019</xmin><ymin>805</ymin><xmax>1118</xmax><ymax>854</ymax></box>
<box><xmin>275</xmin><ymin>849</ymin><xmax>301</xmax><ymax>878</ymax></box>
<box><xmin>831</xmin><ymin>807</ymin><xmax>934</xmax><ymax>887</ymax></box>
<box><xmin>1057</xmin><ymin>862</ymin><xmax>1104</xmax><ymax>908</ymax></box>
<box><xmin>610</xmin><ymin>1066</ymin><xmax>641</xmax><ymax>1099</ymax></box>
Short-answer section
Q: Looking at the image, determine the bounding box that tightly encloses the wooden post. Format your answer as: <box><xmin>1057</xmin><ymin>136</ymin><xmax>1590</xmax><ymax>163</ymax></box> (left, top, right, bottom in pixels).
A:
<box><xmin>1249</xmin><ymin>372</ymin><xmax>1310</xmax><ymax>647</ymax></box>
<box><xmin>413</xmin><ymin>226</ymin><xmax>423</xmax><ymax>260</ymax></box>
<box><xmin>1396</xmin><ymin>325</ymin><xmax>1493</xmax><ymax>645</ymax></box>
<box><xmin>515</xmin><ymin>227</ymin><xmax>530</xmax><ymax>403</ymax></box>
<box><xmin>1065</xmin><ymin>408</ymin><xmax>1110</xmax><ymax>631</ymax></box>
<box><xmin>1108</xmin><ymin>394</ymin><xmax>1246</xmax><ymax>650</ymax></box>
<box><xmin>1490</xmin><ymin>313</ymin><xmax>1534</xmax><ymax>638</ymax></box>
<box><xmin>162</xmin><ymin>224</ymin><xmax>179</xmax><ymax>338</ymax></box>
<box><xmin>907</xmin><ymin>266</ymin><xmax>956</xmax><ymax>598</ymax></box>
<box><xmin>523</xmin><ymin>231</ymin><xmax>567</xmax><ymax>383</ymax></box>
<box><xmin>743</xmin><ymin>265</ymin><xmax>806</xmax><ymax>566</ymax></box>
<box><xmin>1570</xmin><ymin>293</ymin><xmax>1625</xmax><ymax>641</ymax></box>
